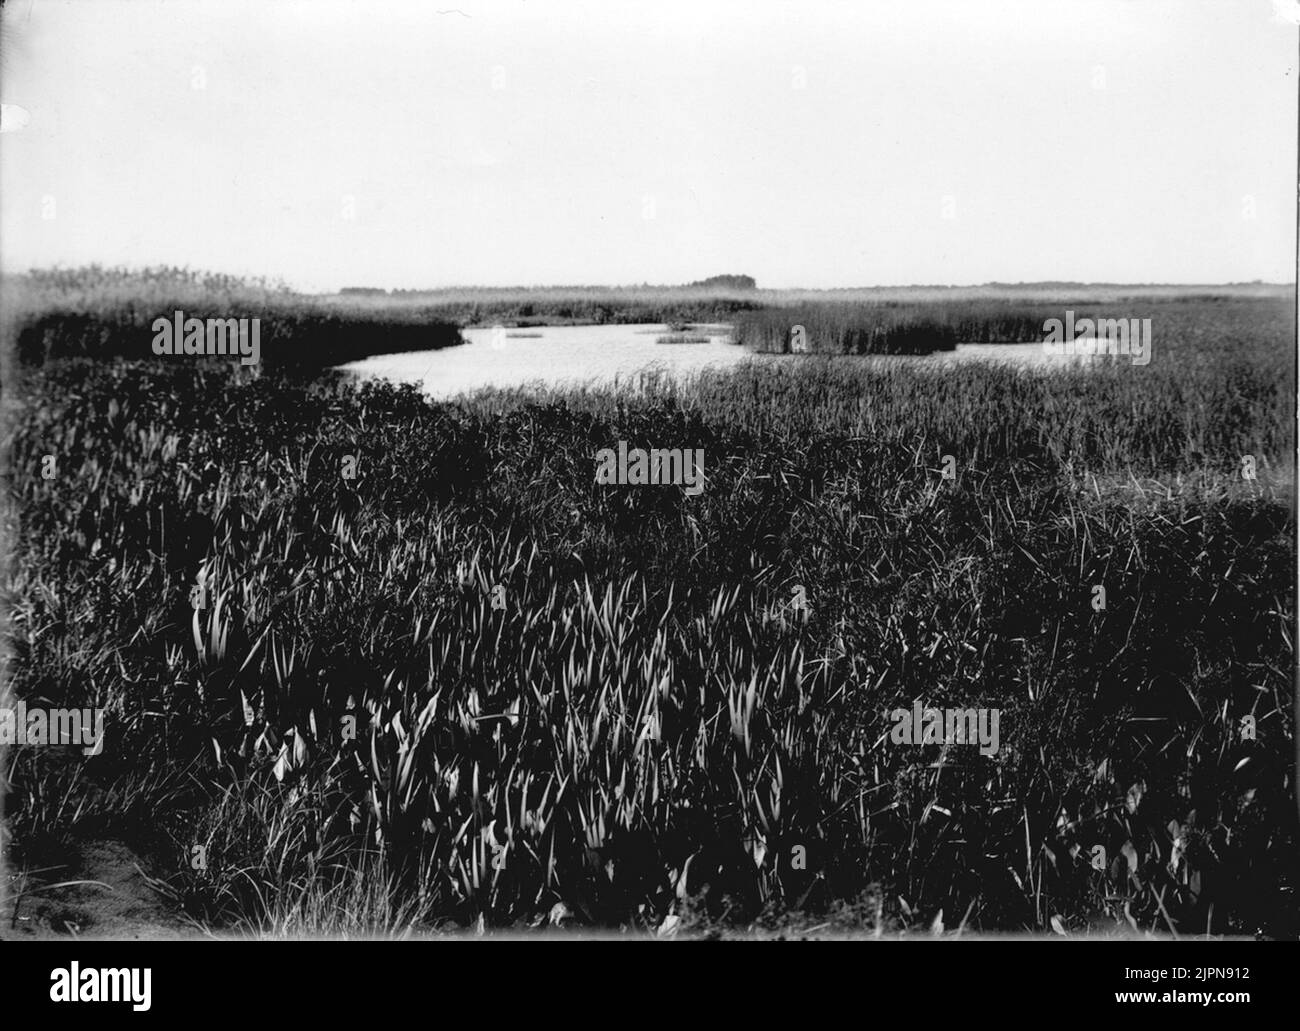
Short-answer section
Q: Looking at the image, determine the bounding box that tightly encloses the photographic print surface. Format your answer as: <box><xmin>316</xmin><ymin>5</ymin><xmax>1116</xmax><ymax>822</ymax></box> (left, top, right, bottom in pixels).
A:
<box><xmin>0</xmin><ymin>0</ymin><xmax>1296</xmax><ymax>962</ymax></box>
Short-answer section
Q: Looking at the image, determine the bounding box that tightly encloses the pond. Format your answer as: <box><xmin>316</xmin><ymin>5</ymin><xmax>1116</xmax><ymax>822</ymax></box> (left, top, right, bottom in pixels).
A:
<box><xmin>338</xmin><ymin>325</ymin><xmax>1112</xmax><ymax>399</ymax></box>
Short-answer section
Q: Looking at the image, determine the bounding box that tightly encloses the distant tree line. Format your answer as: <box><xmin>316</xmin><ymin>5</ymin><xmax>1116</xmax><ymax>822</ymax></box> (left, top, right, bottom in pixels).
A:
<box><xmin>683</xmin><ymin>274</ymin><xmax>756</xmax><ymax>290</ymax></box>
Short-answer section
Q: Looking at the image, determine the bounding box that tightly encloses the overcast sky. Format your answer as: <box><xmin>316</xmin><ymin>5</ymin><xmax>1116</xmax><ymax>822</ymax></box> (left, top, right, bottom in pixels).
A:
<box><xmin>1</xmin><ymin>0</ymin><xmax>1295</xmax><ymax>291</ymax></box>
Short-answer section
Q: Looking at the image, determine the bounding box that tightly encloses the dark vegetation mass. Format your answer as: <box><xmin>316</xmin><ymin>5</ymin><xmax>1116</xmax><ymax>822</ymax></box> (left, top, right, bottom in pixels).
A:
<box><xmin>1</xmin><ymin>267</ymin><xmax>1294</xmax><ymax>937</ymax></box>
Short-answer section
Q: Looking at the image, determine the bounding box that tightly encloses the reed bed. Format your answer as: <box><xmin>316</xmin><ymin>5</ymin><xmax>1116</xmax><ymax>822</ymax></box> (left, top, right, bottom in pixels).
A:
<box><xmin>4</xmin><ymin>283</ymin><xmax>1294</xmax><ymax>936</ymax></box>
<box><xmin>8</xmin><ymin>266</ymin><xmax>464</xmax><ymax>372</ymax></box>
<box><xmin>730</xmin><ymin>296</ymin><xmax>1290</xmax><ymax>356</ymax></box>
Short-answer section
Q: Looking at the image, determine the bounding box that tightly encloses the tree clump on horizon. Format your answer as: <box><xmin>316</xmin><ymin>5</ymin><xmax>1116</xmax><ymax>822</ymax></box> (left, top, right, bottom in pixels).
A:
<box><xmin>684</xmin><ymin>274</ymin><xmax>756</xmax><ymax>290</ymax></box>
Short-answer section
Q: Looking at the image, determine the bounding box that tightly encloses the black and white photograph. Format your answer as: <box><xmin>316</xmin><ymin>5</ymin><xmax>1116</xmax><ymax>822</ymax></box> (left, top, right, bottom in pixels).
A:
<box><xmin>0</xmin><ymin>0</ymin><xmax>1297</xmax><ymax>1000</ymax></box>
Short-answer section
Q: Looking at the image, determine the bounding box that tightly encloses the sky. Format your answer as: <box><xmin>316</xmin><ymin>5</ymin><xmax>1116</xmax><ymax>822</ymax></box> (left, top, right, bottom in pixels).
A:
<box><xmin>0</xmin><ymin>0</ymin><xmax>1295</xmax><ymax>291</ymax></box>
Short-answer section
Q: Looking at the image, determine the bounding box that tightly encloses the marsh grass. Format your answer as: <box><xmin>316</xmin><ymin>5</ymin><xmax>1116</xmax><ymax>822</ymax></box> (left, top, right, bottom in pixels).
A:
<box><xmin>7</xmin><ymin>266</ymin><xmax>464</xmax><ymax>371</ymax></box>
<box><xmin>731</xmin><ymin>295</ymin><xmax>1289</xmax><ymax>358</ymax></box>
<box><xmin>1</xmin><ymin>279</ymin><xmax>1295</xmax><ymax>938</ymax></box>
<box><xmin>315</xmin><ymin>282</ymin><xmax>1288</xmax><ymax>335</ymax></box>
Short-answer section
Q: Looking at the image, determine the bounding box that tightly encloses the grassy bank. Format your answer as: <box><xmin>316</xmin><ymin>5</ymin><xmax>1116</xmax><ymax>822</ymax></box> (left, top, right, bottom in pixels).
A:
<box><xmin>6</xmin><ymin>267</ymin><xmax>465</xmax><ymax>372</ymax></box>
<box><xmin>3</xmin><ymin>285</ymin><xmax>1294</xmax><ymax>935</ymax></box>
<box><xmin>731</xmin><ymin>295</ymin><xmax>1293</xmax><ymax>355</ymax></box>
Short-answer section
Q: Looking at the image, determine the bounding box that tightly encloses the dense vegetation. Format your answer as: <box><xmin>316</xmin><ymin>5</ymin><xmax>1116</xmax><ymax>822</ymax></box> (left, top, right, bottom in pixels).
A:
<box><xmin>3</xmin><ymin>273</ymin><xmax>1293</xmax><ymax>936</ymax></box>
<box><xmin>684</xmin><ymin>275</ymin><xmax>757</xmax><ymax>291</ymax></box>
<box><xmin>362</xmin><ymin>282</ymin><xmax>1284</xmax><ymax>337</ymax></box>
<box><xmin>730</xmin><ymin>296</ymin><xmax>1287</xmax><ymax>356</ymax></box>
<box><xmin>8</xmin><ymin>266</ymin><xmax>463</xmax><ymax>372</ymax></box>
